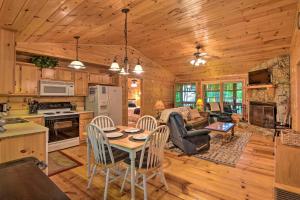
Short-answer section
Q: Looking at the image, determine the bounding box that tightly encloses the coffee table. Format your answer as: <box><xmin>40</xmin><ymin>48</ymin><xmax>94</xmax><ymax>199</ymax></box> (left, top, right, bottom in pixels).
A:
<box><xmin>205</xmin><ymin>122</ymin><xmax>235</xmax><ymax>142</ymax></box>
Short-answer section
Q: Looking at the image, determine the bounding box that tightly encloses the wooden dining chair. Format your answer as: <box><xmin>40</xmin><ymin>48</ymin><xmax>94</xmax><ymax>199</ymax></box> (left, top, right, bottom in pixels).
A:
<box><xmin>121</xmin><ymin>125</ymin><xmax>170</xmax><ymax>200</ymax></box>
<box><xmin>91</xmin><ymin>115</ymin><xmax>115</xmax><ymax>128</ymax></box>
<box><xmin>136</xmin><ymin>115</ymin><xmax>158</xmax><ymax>132</ymax></box>
<box><xmin>87</xmin><ymin>115</ymin><xmax>115</xmax><ymax>177</ymax></box>
<box><xmin>86</xmin><ymin>123</ymin><xmax>127</xmax><ymax>200</ymax></box>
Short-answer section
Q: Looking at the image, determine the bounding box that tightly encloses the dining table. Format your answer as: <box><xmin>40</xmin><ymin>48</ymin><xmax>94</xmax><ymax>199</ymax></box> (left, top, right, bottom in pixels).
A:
<box><xmin>86</xmin><ymin>125</ymin><xmax>150</xmax><ymax>200</ymax></box>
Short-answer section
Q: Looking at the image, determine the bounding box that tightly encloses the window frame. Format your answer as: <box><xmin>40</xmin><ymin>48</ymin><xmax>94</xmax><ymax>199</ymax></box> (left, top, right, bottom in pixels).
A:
<box><xmin>174</xmin><ymin>82</ymin><xmax>197</xmax><ymax>108</ymax></box>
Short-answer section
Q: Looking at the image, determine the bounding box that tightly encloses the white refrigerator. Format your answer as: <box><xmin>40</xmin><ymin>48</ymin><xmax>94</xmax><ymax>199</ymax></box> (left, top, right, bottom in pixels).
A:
<box><xmin>85</xmin><ymin>85</ymin><xmax>123</xmax><ymax>125</ymax></box>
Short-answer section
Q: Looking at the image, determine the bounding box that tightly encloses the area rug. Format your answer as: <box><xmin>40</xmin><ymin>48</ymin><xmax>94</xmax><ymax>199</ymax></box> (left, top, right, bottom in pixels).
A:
<box><xmin>166</xmin><ymin>129</ymin><xmax>252</xmax><ymax>167</ymax></box>
<box><xmin>48</xmin><ymin>151</ymin><xmax>82</xmax><ymax>176</ymax></box>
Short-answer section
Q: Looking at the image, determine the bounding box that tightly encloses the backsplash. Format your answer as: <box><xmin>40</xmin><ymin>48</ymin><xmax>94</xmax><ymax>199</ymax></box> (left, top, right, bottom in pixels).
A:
<box><xmin>0</xmin><ymin>96</ymin><xmax>85</xmax><ymax>114</ymax></box>
<box><xmin>248</xmin><ymin>55</ymin><xmax>290</xmax><ymax>122</ymax></box>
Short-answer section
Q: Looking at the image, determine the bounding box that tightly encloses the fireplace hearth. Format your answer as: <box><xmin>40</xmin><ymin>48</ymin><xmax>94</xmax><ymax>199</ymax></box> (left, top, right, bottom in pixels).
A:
<box><xmin>249</xmin><ymin>101</ymin><xmax>276</xmax><ymax>128</ymax></box>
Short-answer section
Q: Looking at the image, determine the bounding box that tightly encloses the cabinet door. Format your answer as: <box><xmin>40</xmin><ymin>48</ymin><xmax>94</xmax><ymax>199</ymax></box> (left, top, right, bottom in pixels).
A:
<box><xmin>0</xmin><ymin>132</ymin><xmax>46</xmax><ymax>164</ymax></box>
<box><xmin>101</xmin><ymin>74</ymin><xmax>111</xmax><ymax>84</ymax></box>
<box><xmin>15</xmin><ymin>64</ymin><xmax>40</xmax><ymax>95</ymax></box>
<box><xmin>88</xmin><ymin>73</ymin><xmax>102</xmax><ymax>83</ymax></box>
<box><xmin>0</xmin><ymin>29</ymin><xmax>15</xmax><ymax>95</ymax></box>
<box><xmin>56</xmin><ymin>68</ymin><xmax>73</xmax><ymax>81</ymax></box>
<box><xmin>41</xmin><ymin>68</ymin><xmax>56</xmax><ymax>80</ymax></box>
<box><xmin>74</xmin><ymin>71</ymin><xmax>88</xmax><ymax>96</ymax></box>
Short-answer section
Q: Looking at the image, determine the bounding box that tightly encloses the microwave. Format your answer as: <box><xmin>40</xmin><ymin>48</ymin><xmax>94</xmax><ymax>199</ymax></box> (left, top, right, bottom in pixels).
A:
<box><xmin>40</xmin><ymin>80</ymin><xmax>74</xmax><ymax>96</ymax></box>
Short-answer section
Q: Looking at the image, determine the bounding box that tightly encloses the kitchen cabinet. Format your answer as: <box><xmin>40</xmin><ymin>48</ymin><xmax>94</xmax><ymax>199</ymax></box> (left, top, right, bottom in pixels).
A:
<box><xmin>0</xmin><ymin>132</ymin><xmax>47</xmax><ymax>165</ymax></box>
<box><xmin>79</xmin><ymin>112</ymin><xmax>93</xmax><ymax>142</ymax></box>
<box><xmin>88</xmin><ymin>73</ymin><xmax>116</xmax><ymax>85</ymax></box>
<box><xmin>14</xmin><ymin>62</ymin><xmax>40</xmax><ymax>95</ymax></box>
<box><xmin>0</xmin><ymin>29</ymin><xmax>15</xmax><ymax>95</ymax></box>
<box><xmin>23</xmin><ymin>117</ymin><xmax>45</xmax><ymax>126</ymax></box>
<box><xmin>41</xmin><ymin>68</ymin><xmax>56</xmax><ymax>80</ymax></box>
<box><xmin>74</xmin><ymin>71</ymin><xmax>88</xmax><ymax>96</ymax></box>
<box><xmin>56</xmin><ymin>68</ymin><xmax>73</xmax><ymax>81</ymax></box>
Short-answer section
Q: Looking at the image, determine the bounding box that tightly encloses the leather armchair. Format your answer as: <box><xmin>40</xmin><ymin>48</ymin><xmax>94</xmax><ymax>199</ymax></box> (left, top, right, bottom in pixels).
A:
<box><xmin>168</xmin><ymin>112</ymin><xmax>211</xmax><ymax>155</ymax></box>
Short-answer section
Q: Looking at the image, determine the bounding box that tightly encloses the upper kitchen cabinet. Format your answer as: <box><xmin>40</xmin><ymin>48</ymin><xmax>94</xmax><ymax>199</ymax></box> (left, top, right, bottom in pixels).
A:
<box><xmin>0</xmin><ymin>29</ymin><xmax>15</xmax><ymax>95</ymax></box>
<box><xmin>41</xmin><ymin>68</ymin><xmax>56</xmax><ymax>80</ymax></box>
<box><xmin>56</xmin><ymin>68</ymin><xmax>73</xmax><ymax>81</ymax></box>
<box><xmin>14</xmin><ymin>62</ymin><xmax>40</xmax><ymax>95</ymax></box>
<box><xmin>74</xmin><ymin>71</ymin><xmax>88</xmax><ymax>96</ymax></box>
<box><xmin>88</xmin><ymin>73</ymin><xmax>117</xmax><ymax>85</ymax></box>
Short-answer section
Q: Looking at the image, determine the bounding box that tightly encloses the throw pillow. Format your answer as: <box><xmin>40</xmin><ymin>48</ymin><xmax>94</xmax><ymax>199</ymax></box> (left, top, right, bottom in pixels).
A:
<box><xmin>190</xmin><ymin>109</ymin><xmax>201</xmax><ymax>120</ymax></box>
<box><xmin>210</xmin><ymin>102</ymin><xmax>220</xmax><ymax>112</ymax></box>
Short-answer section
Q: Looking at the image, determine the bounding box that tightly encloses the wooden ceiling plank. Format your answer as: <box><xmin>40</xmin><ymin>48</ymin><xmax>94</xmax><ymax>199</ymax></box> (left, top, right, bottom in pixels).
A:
<box><xmin>0</xmin><ymin>0</ymin><xmax>27</xmax><ymax>28</ymax></box>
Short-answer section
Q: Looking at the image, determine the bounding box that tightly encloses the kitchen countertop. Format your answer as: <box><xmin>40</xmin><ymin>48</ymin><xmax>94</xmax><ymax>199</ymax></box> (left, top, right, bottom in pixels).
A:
<box><xmin>0</xmin><ymin>122</ymin><xmax>48</xmax><ymax>139</ymax></box>
<box><xmin>2</xmin><ymin>110</ymin><xmax>93</xmax><ymax>119</ymax></box>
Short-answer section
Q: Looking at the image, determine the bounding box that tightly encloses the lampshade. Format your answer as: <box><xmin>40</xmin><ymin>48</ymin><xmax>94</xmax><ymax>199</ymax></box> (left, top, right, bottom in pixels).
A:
<box><xmin>133</xmin><ymin>63</ymin><xmax>144</xmax><ymax>74</ymax></box>
<box><xmin>119</xmin><ymin>67</ymin><xmax>129</xmax><ymax>75</ymax></box>
<box><xmin>154</xmin><ymin>100</ymin><xmax>165</xmax><ymax>110</ymax></box>
<box><xmin>131</xmin><ymin>79</ymin><xmax>138</xmax><ymax>88</ymax></box>
<box><xmin>68</xmin><ymin>60</ymin><xmax>86</xmax><ymax>69</ymax></box>
<box><xmin>190</xmin><ymin>58</ymin><xmax>206</xmax><ymax>66</ymax></box>
<box><xmin>196</xmin><ymin>98</ymin><xmax>204</xmax><ymax>111</ymax></box>
<box><xmin>109</xmin><ymin>60</ymin><xmax>120</xmax><ymax>71</ymax></box>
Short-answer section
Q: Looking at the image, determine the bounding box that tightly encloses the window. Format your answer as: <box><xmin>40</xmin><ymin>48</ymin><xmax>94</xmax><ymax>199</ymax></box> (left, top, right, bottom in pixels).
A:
<box><xmin>202</xmin><ymin>81</ymin><xmax>244</xmax><ymax>114</ymax></box>
<box><xmin>175</xmin><ymin>83</ymin><xmax>196</xmax><ymax>107</ymax></box>
<box><xmin>223</xmin><ymin>82</ymin><xmax>243</xmax><ymax>114</ymax></box>
<box><xmin>203</xmin><ymin>83</ymin><xmax>220</xmax><ymax>103</ymax></box>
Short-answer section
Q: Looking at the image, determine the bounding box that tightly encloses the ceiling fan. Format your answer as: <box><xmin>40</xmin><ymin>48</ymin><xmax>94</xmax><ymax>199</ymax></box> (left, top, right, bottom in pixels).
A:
<box><xmin>190</xmin><ymin>44</ymin><xmax>219</xmax><ymax>67</ymax></box>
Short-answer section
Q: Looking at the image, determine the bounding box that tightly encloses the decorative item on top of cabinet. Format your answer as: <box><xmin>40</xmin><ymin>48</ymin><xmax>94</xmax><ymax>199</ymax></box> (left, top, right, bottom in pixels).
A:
<box><xmin>0</xmin><ymin>29</ymin><xmax>15</xmax><ymax>95</ymax></box>
<box><xmin>79</xmin><ymin>112</ymin><xmax>93</xmax><ymax>142</ymax></box>
<box><xmin>41</xmin><ymin>68</ymin><xmax>56</xmax><ymax>80</ymax></box>
<box><xmin>74</xmin><ymin>71</ymin><xmax>88</xmax><ymax>96</ymax></box>
<box><xmin>14</xmin><ymin>62</ymin><xmax>40</xmax><ymax>95</ymax></box>
<box><xmin>56</xmin><ymin>68</ymin><xmax>73</xmax><ymax>81</ymax></box>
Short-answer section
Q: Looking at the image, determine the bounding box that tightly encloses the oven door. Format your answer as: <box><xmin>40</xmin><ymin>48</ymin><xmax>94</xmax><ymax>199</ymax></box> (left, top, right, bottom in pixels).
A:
<box><xmin>45</xmin><ymin>114</ymin><xmax>79</xmax><ymax>143</ymax></box>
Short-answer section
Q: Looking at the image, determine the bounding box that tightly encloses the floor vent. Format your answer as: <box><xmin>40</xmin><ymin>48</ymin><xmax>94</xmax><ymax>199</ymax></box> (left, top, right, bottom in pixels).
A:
<box><xmin>275</xmin><ymin>188</ymin><xmax>300</xmax><ymax>200</ymax></box>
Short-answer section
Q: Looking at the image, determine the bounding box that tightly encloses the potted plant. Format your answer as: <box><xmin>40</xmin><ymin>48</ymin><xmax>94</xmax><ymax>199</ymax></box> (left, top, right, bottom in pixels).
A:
<box><xmin>31</xmin><ymin>56</ymin><xmax>58</xmax><ymax>69</ymax></box>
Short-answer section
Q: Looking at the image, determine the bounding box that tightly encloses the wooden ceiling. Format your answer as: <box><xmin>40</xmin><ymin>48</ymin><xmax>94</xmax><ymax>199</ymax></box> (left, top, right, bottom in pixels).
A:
<box><xmin>0</xmin><ymin>0</ymin><xmax>298</xmax><ymax>76</ymax></box>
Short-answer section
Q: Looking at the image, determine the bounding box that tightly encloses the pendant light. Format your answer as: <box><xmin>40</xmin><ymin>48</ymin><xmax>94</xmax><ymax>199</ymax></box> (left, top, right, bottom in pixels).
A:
<box><xmin>69</xmin><ymin>36</ymin><xmax>85</xmax><ymax>69</ymax></box>
<box><xmin>109</xmin><ymin>8</ymin><xmax>144</xmax><ymax>75</ymax></box>
<box><xmin>131</xmin><ymin>79</ymin><xmax>138</xmax><ymax>88</ymax></box>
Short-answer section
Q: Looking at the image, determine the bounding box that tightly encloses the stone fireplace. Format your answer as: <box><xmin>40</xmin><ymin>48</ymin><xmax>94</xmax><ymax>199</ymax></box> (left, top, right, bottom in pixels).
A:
<box><xmin>249</xmin><ymin>101</ymin><xmax>276</xmax><ymax>128</ymax></box>
<box><xmin>247</xmin><ymin>55</ymin><xmax>290</xmax><ymax>126</ymax></box>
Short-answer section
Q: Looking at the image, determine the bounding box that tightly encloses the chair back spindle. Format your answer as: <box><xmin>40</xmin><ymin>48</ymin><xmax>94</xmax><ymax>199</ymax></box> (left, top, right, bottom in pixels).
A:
<box><xmin>91</xmin><ymin>115</ymin><xmax>115</xmax><ymax>129</ymax></box>
<box><xmin>139</xmin><ymin>125</ymin><xmax>170</xmax><ymax>170</ymax></box>
<box><xmin>136</xmin><ymin>115</ymin><xmax>158</xmax><ymax>132</ymax></box>
<box><xmin>87</xmin><ymin>124</ymin><xmax>114</xmax><ymax>166</ymax></box>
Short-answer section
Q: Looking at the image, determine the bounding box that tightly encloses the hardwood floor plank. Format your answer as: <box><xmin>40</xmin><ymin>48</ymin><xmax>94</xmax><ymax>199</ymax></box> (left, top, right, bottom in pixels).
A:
<box><xmin>51</xmin><ymin>131</ymin><xmax>275</xmax><ymax>200</ymax></box>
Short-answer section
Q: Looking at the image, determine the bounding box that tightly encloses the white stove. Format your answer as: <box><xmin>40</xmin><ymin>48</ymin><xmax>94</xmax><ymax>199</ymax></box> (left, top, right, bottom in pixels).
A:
<box><xmin>36</xmin><ymin>102</ymin><xmax>80</xmax><ymax>152</ymax></box>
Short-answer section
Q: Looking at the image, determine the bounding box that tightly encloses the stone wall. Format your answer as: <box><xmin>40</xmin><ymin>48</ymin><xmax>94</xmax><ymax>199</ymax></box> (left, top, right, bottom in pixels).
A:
<box><xmin>248</xmin><ymin>55</ymin><xmax>290</xmax><ymax>122</ymax></box>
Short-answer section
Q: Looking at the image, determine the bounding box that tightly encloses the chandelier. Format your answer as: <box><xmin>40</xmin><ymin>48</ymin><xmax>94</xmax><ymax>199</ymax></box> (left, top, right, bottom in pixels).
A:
<box><xmin>190</xmin><ymin>44</ymin><xmax>207</xmax><ymax>67</ymax></box>
<box><xmin>109</xmin><ymin>8</ymin><xmax>144</xmax><ymax>75</ymax></box>
<box><xmin>69</xmin><ymin>36</ymin><xmax>85</xmax><ymax>69</ymax></box>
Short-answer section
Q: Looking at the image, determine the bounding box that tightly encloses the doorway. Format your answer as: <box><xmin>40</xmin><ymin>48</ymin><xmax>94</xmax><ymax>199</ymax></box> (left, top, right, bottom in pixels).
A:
<box><xmin>127</xmin><ymin>78</ymin><xmax>142</xmax><ymax>126</ymax></box>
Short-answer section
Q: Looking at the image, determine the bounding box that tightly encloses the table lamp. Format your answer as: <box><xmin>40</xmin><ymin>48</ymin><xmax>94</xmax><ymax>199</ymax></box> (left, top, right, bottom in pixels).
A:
<box><xmin>154</xmin><ymin>100</ymin><xmax>165</xmax><ymax>119</ymax></box>
<box><xmin>196</xmin><ymin>98</ymin><xmax>204</xmax><ymax>112</ymax></box>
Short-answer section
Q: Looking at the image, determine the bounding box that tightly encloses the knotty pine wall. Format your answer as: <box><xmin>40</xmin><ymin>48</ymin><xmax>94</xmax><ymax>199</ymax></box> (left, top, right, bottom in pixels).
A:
<box><xmin>290</xmin><ymin>1</ymin><xmax>300</xmax><ymax>132</ymax></box>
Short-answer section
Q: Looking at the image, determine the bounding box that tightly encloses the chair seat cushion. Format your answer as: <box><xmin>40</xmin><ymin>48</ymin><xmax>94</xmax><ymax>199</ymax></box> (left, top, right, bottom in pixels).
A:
<box><xmin>123</xmin><ymin>149</ymin><xmax>149</xmax><ymax>168</ymax></box>
<box><xmin>102</xmin><ymin>147</ymin><xmax>128</xmax><ymax>164</ymax></box>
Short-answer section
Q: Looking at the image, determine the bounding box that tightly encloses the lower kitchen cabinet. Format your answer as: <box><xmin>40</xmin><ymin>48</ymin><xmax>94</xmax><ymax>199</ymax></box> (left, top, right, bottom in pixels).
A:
<box><xmin>79</xmin><ymin>112</ymin><xmax>93</xmax><ymax>142</ymax></box>
<box><xmin>24</xmin><ymin>117</ymin><xmax>45</xmax><ymax>126</ymax></box>
<box><xmin>0</xmin><ymin>132</ymin><xmax>47</xmax><ymax>164</ymax></box>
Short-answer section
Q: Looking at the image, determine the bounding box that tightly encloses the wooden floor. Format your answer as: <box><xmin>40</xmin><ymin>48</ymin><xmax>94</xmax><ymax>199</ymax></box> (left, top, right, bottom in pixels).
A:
<box><xmin>51</xmin><ymin>131</ymin><xmax>275</xmax><ymax>200</ymax></box>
